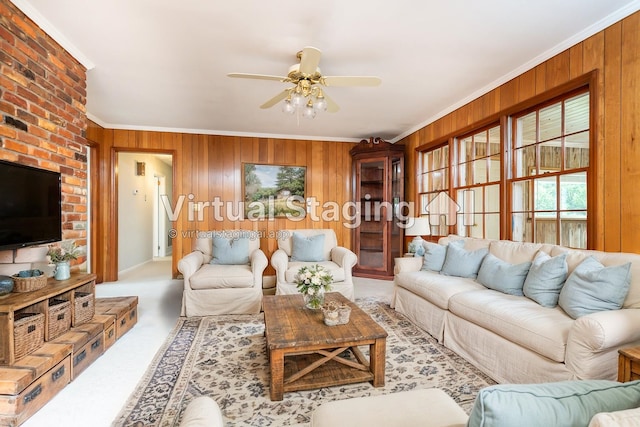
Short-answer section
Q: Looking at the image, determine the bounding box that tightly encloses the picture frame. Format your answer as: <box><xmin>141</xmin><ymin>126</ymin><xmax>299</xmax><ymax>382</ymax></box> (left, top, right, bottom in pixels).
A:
<box><xmin>243</xmin><ymin>163</ymin><xmax>307</xmax><ymax>219</ymax></box>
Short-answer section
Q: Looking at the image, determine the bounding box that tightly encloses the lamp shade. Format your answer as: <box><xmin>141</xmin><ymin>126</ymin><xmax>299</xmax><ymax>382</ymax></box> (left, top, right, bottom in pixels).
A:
<box><xmin>405</xmin><ymin>217</ymin><xmax>430</xmax><ymax>237</ymax></box>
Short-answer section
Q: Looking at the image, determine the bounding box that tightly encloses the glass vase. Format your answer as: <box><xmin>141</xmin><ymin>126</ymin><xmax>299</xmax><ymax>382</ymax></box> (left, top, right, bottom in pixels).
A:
<box><xmin>303</xmin><ymin>287</ymin><xmax>325</xmax><ymax>310</ymax></box>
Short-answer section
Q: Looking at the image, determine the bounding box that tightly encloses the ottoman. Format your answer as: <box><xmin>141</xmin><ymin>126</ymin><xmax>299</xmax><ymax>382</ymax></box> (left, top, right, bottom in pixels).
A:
<box><xmin>310</xmin><ymin>388</ymin><xmax>468</xmax><ymax>427</ymax></box>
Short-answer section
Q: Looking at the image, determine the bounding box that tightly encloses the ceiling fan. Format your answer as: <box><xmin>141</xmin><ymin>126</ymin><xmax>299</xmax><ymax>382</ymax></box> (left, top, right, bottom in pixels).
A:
<box><xmin>227</xmin><ymin>46</ymin><xmax>381</xmax><ymax>118</ymax></box>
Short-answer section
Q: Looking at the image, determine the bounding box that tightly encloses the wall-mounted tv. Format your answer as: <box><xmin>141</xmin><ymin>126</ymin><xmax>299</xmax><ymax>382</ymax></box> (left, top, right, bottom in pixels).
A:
<box><xmin>0</xmin><ymin>160</ymin><xmax>62</xmax><ymax>251</ymax></box>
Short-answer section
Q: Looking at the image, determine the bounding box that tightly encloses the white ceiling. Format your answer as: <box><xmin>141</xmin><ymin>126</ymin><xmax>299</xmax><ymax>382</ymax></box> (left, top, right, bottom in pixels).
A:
<box><xmin>11</xmin><ymin>0</ymin><xmax>640</xmax><ymax>143</ymax></box>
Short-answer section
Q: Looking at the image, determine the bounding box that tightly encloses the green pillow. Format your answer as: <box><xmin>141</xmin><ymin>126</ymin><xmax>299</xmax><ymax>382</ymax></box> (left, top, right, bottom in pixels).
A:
<box><xmin>558</xmin><ymin>256</ymin><xmax>631</xmax><ymax>319</ymax></box>
<box><xmin>523</xmin><ymin>252</ymin><xmax>568</xmax><ymax>307</ymax></box>
<box><xmin>476</xmin><ymin>253</ymin><xmax>531</xmax><ymax>296</ymax></box>
<box><xmin>210</xmin><ymin>236</ymin><xmax>250</xmax><ymax>265</ymax></box>
<box><xmin>290</xmin><ymin>232</ymin><xmax>325</xmax><ymax>262</ymax></box>
<box><xmin>420</xmin><ymin>241</ymin><xmax>459</xmax><ymax>272</ymax></box>
<box><xmin>467</xmin><ymin>380</ymin><xmax>640</xmax><ymax>427</ymax></box>
<box><xmin>440</xmin><ymin>242</ymin><xmax>488</xmax><ymax>279</ymax></box>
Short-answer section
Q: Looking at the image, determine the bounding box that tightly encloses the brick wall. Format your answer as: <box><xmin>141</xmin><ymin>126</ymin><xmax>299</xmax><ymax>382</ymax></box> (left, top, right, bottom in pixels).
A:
<box><xmin>0</xmin><ymin>0</ymin><xmax>88</xmax><ymax>275</ymax></box>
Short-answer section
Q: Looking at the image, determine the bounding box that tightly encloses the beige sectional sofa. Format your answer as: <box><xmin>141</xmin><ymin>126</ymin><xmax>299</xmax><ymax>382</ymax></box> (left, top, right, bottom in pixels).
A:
<box><xmin>393</xmin><ymin>236</ymin><xmax>640</xmax><ymax>384</ymax></box>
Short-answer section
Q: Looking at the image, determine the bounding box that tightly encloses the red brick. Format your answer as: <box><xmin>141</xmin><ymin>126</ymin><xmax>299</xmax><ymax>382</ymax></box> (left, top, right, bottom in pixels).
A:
<box><xmin>27</xmin><ymin>145</ymin><xmax>51</xmax><ymax>160</ymax></box>
<box><xmin>3</xmin><ymin>91</ymin><xmax>27</xmax><ymax>109</ymax></box>
<box><xmin>15</xmin><ymin>130</ymin><xmax>39</xmax><ymax>146</ymax></box>
<box><xmin>11</xmin><ymin>15</ymin><xmax>38</xmax><ymax>40</ymax></box>
<box><xmin>38</xmin><ymin>160</ymin><xmax>60</xmax><ymax>172</ymax></box>
<box><xmin>0</xmin><ymin>124</ymin><xmax>16</xmax><ymax>138</ymax></box>
<box><xmin>0</xmin><ymin>100</ymin><xmax>16</xmax><ymax>115</ymax></box>
<box><xmin>0</xmin><ymin>26</ymin><xmax>15</xmax><ymax>45</ymax></box>
<box><xmin>2</xmin><ymin>139</ymin><xmax>28</xmax><ymax>154</ymax></box>
<box><xmin>0</xmin><ymin>74</ymin><xmax>16</xmax><ymax>90</ymax></box>
<box><xmin>0</xmin><ymin>151</ymin><xmax>18</xmax><ymax>162</ymax></box>
<box><xmin>29</xmin><ymin>102</ymin><xmax>46</xmax><ymax>119</ymax></box>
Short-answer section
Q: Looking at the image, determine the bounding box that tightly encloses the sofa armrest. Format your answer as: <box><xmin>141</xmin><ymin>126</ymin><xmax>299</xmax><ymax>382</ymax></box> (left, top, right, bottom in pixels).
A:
<box><xmin>250</xmin><ymin>249</ymin><xmax>268</xmax><ymax>288</ymax></box>
<box><xmin>331</xmin><ymin>246</ymin><xmax>357</xmax><ymax>285</ymax></box>
<box><xmin>569</xmin><ymin>309</ymin><xmax>640</xmax><ymax>351</ymax></box>
<box><xmin>394</xmin><ymin>256</ymin><xmax>423</xmax><ymax>274</ymax></box>
<box><xmin>179</xmin><ymin>396</ymin><xmax>224</xmax><ymax>427</ymax></box>
<box><xmin>178</xmin><ymin>251</ymin><xmax>205</xmax><ymax>288</ymax></box>
<box><xmin>271</xmin><ymin>249</ymin><xmax>289</xmax><ymax>284</ymax></box>
<box><xmin>331</xmin><ymin>246</ymin><xmax>357</xmax><ymax>268</ymax></box>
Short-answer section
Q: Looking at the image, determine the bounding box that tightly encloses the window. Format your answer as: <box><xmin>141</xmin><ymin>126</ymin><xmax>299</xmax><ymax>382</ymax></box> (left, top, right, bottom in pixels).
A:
<box><xmin>509</xmin><ymin>90</ymin><xmax>589</xmax><ymax>248</ymax></box>
<box><xmin>453</xmin><ymin>124</ymin><xmax>501</xmax><ymax>239</ymax></box>
<box><xmin>417</xmin><ymin>144</ymin><xmax>449</xmax><ymax>236</ymax></box>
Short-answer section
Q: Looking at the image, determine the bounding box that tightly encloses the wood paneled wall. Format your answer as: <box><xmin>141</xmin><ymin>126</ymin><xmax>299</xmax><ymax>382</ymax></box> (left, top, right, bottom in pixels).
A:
<box><xmin>86</xmin><ymin>124</ymin><xmax>354</xmax><ymax>281</ymax></box>
<box><xmin>399</xmin><ymin>11</ymin><xmax>640</xmax><ymax>254</ymax></box>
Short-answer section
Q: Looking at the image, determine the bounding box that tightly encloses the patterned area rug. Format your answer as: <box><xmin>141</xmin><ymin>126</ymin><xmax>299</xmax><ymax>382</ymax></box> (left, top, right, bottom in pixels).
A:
<box><xmin>114</xmin><ymin>298</ymin><xmax>495</xmax><ymax>426</ymax></box>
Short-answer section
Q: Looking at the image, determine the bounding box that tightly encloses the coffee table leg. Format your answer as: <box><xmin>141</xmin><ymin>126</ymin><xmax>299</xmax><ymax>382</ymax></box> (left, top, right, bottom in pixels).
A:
<box><xmin>370</xmin><ymin>338</ymin><xmax>386</xmax><ymax>387</ymax></box>
<box><xmin>269</xmin><ymin>348</ymin><xmax>284</xmax><ymax>401</ymax></box>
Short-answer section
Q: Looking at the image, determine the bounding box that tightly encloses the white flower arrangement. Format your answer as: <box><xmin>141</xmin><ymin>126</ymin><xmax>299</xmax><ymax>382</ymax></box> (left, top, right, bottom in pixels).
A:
<box><xmin>295</xmin><ymin>264</ymin><xmax>333</xmax><ymax>309</ymax></box>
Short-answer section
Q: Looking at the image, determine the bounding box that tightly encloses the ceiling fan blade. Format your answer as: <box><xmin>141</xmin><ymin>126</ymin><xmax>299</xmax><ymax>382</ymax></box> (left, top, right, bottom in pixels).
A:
<box><xmin>298</xmin><ymin>46</ymin><xmax>322</xmax><ymax>76</ymax></box>
<box><xmin>227</xmin><ymin>73</ymin><xmax>288</xmax><ymax>82</ymax></box>
<box><xmin>260</xmin><ymin>89</ymin><xmax>290</xmax><ymax>109</ymax></box>
<box><xmin>322</xmin><ymin>76</ymin><xmax>382</xmax><ymax>87</ymax></box>
<box><xmin>323</xmin><ymin>92</ymin><xmax>340</xmax><ymax>113</ymax></box>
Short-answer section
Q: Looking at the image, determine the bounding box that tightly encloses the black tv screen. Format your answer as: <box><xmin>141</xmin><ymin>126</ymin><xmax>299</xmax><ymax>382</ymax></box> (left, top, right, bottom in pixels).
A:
<box><xmin>0</xmin><ymin>160</ymin><xmax>62</xmax><ymax>250</ymax></box>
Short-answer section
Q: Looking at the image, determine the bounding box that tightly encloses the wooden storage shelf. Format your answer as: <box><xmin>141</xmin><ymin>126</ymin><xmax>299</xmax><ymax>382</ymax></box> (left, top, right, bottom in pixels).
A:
<box><xmin>0</xmin><ymin>274</ymin><xmax>96</xmax><ymax>366</ymax></box>
<box><xmin>0</xmin><ymin>273</ymin><xmax>139</xmax><ymax>426</ymax></box>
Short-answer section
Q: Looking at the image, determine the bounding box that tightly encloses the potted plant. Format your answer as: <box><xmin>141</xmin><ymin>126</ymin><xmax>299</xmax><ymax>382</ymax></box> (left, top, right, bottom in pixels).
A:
<box><xmin>47</xmin><ymin>241</ymin><xmax>81</xmax><ymax>281</ymax></box>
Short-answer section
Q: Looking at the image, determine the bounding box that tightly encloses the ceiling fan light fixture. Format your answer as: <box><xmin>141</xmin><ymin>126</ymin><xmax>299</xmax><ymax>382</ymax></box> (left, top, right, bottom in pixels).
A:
<box><xmin>291</xmin><ymin>90</ymin><xmax>305</xmax><ymax>108</ymax></box>
<box><xmin>313</xmin><ymin>92</ymin><xmax>327</xmax><ymax>112</ymax></box>
<box><xmin>302</xmin><ymin>101</ymin><xmax>316</xmax><ymax>119</ymax></box>
<box><xmin>282</xmin><ymin>99</ymin><xmax>296</xmax><ymax>114</ymax></box>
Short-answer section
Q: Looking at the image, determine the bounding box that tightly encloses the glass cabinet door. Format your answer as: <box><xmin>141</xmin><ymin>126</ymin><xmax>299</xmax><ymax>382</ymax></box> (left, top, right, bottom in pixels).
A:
<box><xmin>355</xmin><ymin>158</ymin><xmax>388</xmax><ymax>273</ymax></box>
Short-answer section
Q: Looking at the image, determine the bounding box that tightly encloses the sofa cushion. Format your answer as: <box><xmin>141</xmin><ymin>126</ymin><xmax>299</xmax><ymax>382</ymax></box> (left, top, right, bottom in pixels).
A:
<box><xmin>190</xmin><ymin>264</ymin><xmax>254</xmax><ymax>289</ymax></box>
<box><xmin>395</xmin><ymin>270</ymin><xmax>486</xmax><ymax>310</ymax></box>
<box><xmin>448</xmin><ymin>289</ymin><xmax>573</xmax><ymax>362</ymax></box>
<box><xmin>420</xmin><ymin>242</ymin><xmax>446</xmax><ymax>272</ymax></box>
<box><xmin>558</xmin><ymin>256</ymin><xmax>631</xmax><ymax>319</ymax></box>
<box><xmin>440</xmin><ymin>243</ymin><xmax>488</xmax><ymax>279</ymax></box>
<box><xmin>589</xmin><ymin>406</ymin><xmax>640</xmax><ymax>427</ymax></box>
<box><xmin>467</xmin><ymin>380</ymin><xmax>640</xmax><ymax>427</ymax></box>
<box><xmin>488</xmin><ymin>240</ymin><xmax>551</xmax><ymax>264</ymax></box>
<box><xmin>277</xmin><ymin>229</ymin><xmax>336</xmax><ymax>261</ymax></box>
<box><xmin>476</xmin><ymin>253</ymin><xmax>531</xmax><ymax>296</ymax></box>
<box><xmin>523</xmin><ymin>252</ymin><xmax>568</xmax><ymax>308</ymax></box>
<box><xmin>284</xmin><ymin>261</ymin><xmax>345</xmax><ymax>284</ymax></box>
<box><xmin>210</xmin><ymin>236</ymin><xmax>250</xmax><ymax>265</ymax></box>
<box><xmin>290</xmin><ymin>232</ymin><xmax>325</xmax><ymax>262</ymax></box>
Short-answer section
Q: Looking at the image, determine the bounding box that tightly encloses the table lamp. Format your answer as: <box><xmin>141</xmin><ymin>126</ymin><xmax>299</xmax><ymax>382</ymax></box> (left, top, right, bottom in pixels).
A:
<box><xmin>405</xmin><ymin>217</ymin><xmax>431</xmax><ymax>256</ymax></box>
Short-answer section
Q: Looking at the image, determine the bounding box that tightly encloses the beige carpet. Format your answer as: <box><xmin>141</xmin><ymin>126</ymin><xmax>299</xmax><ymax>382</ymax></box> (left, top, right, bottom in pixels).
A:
<box><xmin>114</xmin><ymin>298</ymin><xmax>495</xmax><ymax>426</ymax></box>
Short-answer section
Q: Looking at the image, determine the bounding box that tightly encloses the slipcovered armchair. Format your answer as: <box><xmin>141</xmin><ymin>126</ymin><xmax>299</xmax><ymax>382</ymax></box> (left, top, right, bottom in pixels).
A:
<box><xmin>271</xmin><ymin>229</ymin><xmax>357</xmax><ymax>300</ymax></box>
<box><xmin>178</xmin><ymin>231</ymin><xmax>268</xmax><ymax>316</ymax></box>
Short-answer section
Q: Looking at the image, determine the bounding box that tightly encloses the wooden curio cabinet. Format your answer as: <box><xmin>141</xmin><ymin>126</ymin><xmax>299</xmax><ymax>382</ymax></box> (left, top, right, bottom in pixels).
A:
<box><xmin>350</xmin><ymin>138</ymin><xmax>405</xmax><ymax>279</ymax></box>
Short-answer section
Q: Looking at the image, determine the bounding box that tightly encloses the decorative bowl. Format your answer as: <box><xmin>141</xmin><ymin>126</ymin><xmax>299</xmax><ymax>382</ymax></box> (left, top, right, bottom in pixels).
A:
<box><xmin>0</xmin><ymin>275</ymin><xmax>14</xmax><ymax>297</ymax></box>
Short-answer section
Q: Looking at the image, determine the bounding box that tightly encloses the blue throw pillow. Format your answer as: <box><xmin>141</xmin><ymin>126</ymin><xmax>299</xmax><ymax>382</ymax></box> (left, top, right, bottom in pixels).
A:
<box><xmin>210</xmin><ymin>236</ymin><xmax>250</xmax><ymax>265</ymax></box>
<box><xmin>467</xmin><ymin>380</ymin><xmax>640</xmax><ymax>427</ymax></box>
<box><xmin>523</xmin><ymin>252</ymin><xmax>568</xmax><ymax>307</ymax></box>
<box><xmin>291</xmin><ymin>232</ymin><xmax>325</xmax><ymax>262</ymax></box>
<box><xmin>440</xmin><ymin>242</ymin><xmax>488</xmax><ymax>279</ymax></box>
<box><xmin>420</xmin><ymin>242</ymin><xmax>448</xmax><ymax>272</ymax></box>
<box><xmin>558</xmin><ymin>256</ymin><xmax>631</xmax><ymax>319</ymax></box>
<box><xmin>476</xmin><ymin>253</ymin><xmax>531</xmax><ymax>296</ymax></box>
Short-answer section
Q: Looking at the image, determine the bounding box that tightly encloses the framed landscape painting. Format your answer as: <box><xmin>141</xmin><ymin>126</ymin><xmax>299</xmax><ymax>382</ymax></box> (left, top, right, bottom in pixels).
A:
<box><xmin>243</xmin><ymin>163</ymin><xmax>306</xmax><ymax>219</ymax></box>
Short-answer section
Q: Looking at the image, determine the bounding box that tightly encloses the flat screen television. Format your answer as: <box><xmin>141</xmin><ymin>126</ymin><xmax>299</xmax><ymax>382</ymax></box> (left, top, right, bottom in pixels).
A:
<box><xmin>0</xmin><ymin>160</ymin><xmax>62</xmax><ymax>251</ymax></box>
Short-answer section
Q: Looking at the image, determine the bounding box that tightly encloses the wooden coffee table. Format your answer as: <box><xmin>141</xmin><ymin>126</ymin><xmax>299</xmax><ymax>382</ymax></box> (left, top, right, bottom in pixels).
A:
<box><xmin>262</xmin><ymin>292</ymin><xmax>387</xmax><ymax>401</ymax></box>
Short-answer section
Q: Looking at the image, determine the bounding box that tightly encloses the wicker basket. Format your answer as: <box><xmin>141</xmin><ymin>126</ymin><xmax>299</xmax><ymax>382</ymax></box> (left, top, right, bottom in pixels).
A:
<box><xmin>14</xmin><ymin>312</ymin><xmax>45</xmax><ymax>360</ymax></box>
<box><xmin>47</xmin><ymin>298</ymin><xmax>71</xmax><ymax>340</ymax></box>
<box><xmin>12</xmin><ymin>274</ymin><xmax>47</xmax><ymax>293</ymax></box>
<box><xmin>73</xmin><ymin>292</ymin><xmax>95</xmax><ymax>325</ymax></box>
